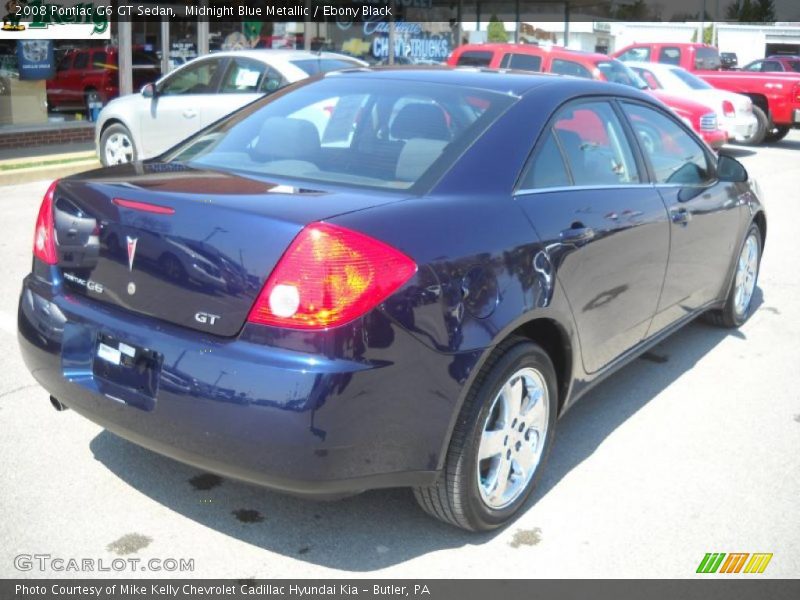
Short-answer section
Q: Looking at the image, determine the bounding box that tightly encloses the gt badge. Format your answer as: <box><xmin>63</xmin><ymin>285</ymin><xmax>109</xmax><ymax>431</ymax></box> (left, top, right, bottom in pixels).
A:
<box><xmin>126</xmin><ymin>236</ymin><xmax>138</xmax><ymax>271</ymax></box>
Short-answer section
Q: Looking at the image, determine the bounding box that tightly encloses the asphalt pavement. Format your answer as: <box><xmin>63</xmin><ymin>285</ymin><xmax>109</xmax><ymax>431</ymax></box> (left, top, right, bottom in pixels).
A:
<box><xmin>1</xmin><ymin>133</ymin><xmax>798</xmax><ymax>579</ymax></box>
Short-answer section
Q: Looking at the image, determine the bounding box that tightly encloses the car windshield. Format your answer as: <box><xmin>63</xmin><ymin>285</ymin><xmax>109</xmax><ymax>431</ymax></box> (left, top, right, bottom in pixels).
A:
<box><xmin>670</xmin><ymin>68</ymin><xmax>712</xmax><ymax>90</ymax></box>
<box><xmin>290</xmin><ymin>58</ymin><xmax>363</xmax><ymax>75</ymax></box>
<box><xmin>166</xmin><ymin>76</ymin><xmax>515</xmax><ymax>191</ymax></box>
<box><xmin>596</xmin><ymin>60</ymin><xmax>648</xmax><ymax>89</ymax></box>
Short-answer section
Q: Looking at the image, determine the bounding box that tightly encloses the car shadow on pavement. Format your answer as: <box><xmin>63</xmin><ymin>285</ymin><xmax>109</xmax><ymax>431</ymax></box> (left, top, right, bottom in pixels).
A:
<box><xmin>720</xmin><ymin>146</ymin><xmax>756</xmax><ymax>158</ymax></box>
<box><xmin>89</xmin><ymin>290</ymin><xmax>762</xmax><ymax>572</ymax></box>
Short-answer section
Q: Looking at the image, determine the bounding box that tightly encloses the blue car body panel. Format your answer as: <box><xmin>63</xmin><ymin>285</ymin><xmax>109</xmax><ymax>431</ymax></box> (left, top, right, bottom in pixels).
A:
<box><xmin>17</xmin><ymin>69</ymin><xmax>764</xmax><ymax>496</ymax></box>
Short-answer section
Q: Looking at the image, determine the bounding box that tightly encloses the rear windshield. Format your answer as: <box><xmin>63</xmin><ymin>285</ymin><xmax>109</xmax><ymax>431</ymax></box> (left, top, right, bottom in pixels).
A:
<box><xmin>456</xmin><ymin>51</ymin><xmax>493</xmax><ymax>67</ymax></box>
<box><xmin>167</xmin><ymin>76</ymin><xmax>515</xmax><ymax>191</ymax></box>
<box><xmin>694</xmin><ymin>47</ymin><xmax>721</xmax><ymax>70</ymax></box>
<box><xmin>290</xmin><ymin>58</ymin><xmax>363</xmax><ymax>75</ymax></box>
<box><xmin>671</xmin><ymin>68</ymin><xmax>712</xmax><ymax>90</ymax></box>
<box><xmin>596</xmin><ymin>60</ymin><xmax>648</xmax><ymax>89</ymax></box>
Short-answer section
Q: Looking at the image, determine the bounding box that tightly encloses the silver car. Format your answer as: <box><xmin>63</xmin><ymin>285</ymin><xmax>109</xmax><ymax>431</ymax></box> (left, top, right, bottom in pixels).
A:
<box><xmin>95</xmin><ymin>50</ymin><xmax>367</xmax><ymax>166</ymax></box>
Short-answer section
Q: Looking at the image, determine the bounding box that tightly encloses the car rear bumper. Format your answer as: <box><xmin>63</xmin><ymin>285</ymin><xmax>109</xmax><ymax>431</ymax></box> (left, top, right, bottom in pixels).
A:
<box><xmin>794</xmin><ymin>108</ymin><xmax>800</xmax><ymax>124</ymax></box>
<box><xmin>701</xmin><ymin>128</ymin><xmax>728</xmax><ymax>150</ymax></box>
<box><xmin>721</xmin><ymin>113</ymin><xmax>758</xmax><ymax>142</ymax></box>
<box><xmin>17</xmin><ymin>274</ymin><xmax>461</xmax><ymax>496</ymax></box>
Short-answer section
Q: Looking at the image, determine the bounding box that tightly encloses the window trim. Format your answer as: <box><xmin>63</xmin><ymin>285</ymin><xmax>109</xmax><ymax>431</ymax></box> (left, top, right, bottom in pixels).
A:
<box><xmin>616</xmin><ymin>98</ymin><xmax>719</xmax><ymax>189</ymax></box>
<box><xmin>514</xmin><ymin>96</ymin><xmax>650</xmax><ymax>196</ymax></box>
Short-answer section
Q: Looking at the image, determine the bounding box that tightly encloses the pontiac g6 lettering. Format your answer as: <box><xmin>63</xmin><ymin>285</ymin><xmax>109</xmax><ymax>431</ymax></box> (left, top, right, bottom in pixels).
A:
<box><xmin>18</xmin><ymin>69</ymin><xmax>765</xmax><ymax>530</ymax></box>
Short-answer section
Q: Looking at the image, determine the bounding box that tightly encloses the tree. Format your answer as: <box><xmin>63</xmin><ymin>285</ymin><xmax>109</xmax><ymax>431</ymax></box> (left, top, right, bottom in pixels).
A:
<box><xmin>487</xmin><ymin>14</ymin><xmax>508</xmax><ymax>43</ymax></box>
<box><xmin>726</xmin><ymin>0</ymin><xmax>775</xmax><ymax>21</ymax></box>
<box><xmin>691</xmin><ymin>25</ymin><xmax>715</xmax><ymax>45</ymax></box>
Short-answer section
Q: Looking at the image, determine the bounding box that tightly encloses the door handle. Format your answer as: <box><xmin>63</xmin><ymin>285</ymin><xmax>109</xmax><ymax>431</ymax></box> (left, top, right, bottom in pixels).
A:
<box><xmin>560</xmin><ymin>224</ymin><xmax>596</xmax><ymax>245</ymax></box>
<box><xmin>671</xmin><ymin>207</ymin><xmax>690</xmax><ymax>225</ymax></box>
<box><xmin>183</xmin><ymin>109</ymin><xmax>197</xmax><ymax>118</ymax></box>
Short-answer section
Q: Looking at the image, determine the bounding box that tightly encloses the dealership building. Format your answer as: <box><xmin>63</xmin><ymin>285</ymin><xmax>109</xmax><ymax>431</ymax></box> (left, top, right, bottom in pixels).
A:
<box><xmin>1</xmin><ymin>0</ymin><xmax>800</xmax><ymax>150</ymax></box>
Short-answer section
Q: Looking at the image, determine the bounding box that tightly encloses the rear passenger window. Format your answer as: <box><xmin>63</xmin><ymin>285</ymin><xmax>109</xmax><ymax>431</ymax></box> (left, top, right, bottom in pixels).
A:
<box><xmin>499</xmin><ymin>53</ymin><xmax>541</xmax><ymax>72</ymax></box>
<box><xmin>552</xmin><ymin>102</ymin><xmax>640</xmax><ymax>186</ymax></box>
<box><xmin>659</xmin><ymin>47</ymin><xmax>681</xmax><ymax>65</ymax></box>
<box><xmin>550</xmin><ymin>59</ymin><xmax>592</xmax><ymax>79</ymax></box>
<box><xmin>456</xmin><ymin>51</ymin><xmax>493</xmax><ymax>67</ymax></box>
<box><xmin>622</xmin><ymin>103</ymin><xmax>712</xmax><ymax>185</ymax></box>
<box><xmin>519</xmin><ymin>131</ymin><xmax>570</xmax><ymax>190</ymax></box>
<box><xmin>521</xmin><ymin>101</ymin><xmax>640</xmax><ymax>190</ymax></box>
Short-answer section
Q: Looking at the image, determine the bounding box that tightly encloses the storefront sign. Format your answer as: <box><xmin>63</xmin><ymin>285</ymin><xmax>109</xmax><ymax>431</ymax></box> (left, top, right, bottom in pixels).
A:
<box><xmin>371</xmin><ymin>29</ymin><xmax>450</xmax><ymax>61</ymax></box>
<box><xmin>15</xmin><ymin>39</ymin><xmax>53</xmax><ymax>79</ymax></box>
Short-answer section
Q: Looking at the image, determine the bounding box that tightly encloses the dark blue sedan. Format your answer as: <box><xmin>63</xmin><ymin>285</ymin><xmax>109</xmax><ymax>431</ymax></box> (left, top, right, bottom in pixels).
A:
<box><xmin>18</xmin><ymin>68</ymin><xmax>765</xmax><ymax>531</ymax></box>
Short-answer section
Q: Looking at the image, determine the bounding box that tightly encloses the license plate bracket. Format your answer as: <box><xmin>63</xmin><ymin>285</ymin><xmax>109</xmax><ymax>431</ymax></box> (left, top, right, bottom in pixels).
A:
<box><xmin>93</xmin><ymin>333</ymin><xmax>162</xmax><ymax>409</ymax></box>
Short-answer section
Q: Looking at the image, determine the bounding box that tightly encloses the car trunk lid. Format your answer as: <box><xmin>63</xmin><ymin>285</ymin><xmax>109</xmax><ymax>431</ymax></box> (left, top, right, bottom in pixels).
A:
<box><xmin>54</xmin><ymin>162</ymin><xmax>405</xmax><ymax>337</ymax></box>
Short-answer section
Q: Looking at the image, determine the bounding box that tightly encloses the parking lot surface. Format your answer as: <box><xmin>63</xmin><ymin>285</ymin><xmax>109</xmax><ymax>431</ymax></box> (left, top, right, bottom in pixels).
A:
<box><xmin>1</xmin><ymin>134</ymin><xmax>799</xmax><ymax>579</ymax></box>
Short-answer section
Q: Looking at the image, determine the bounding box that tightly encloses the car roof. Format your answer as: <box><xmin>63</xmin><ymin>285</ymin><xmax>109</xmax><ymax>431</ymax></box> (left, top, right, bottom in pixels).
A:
<box><xmin>625</xmin><ymin>61</ymin><xmax>682</xmax><ymax>73</ymax></box>
<box><xmin>205</xmin><ymin>49</ymin><xmax>364</xmax><ymax>62</ymax></box>
<box><xmin>454</xmin><ymin>43</ymin><xmax>612</xmax><ymax>64</ymax></box>
<box><xmin>323</xmin><ymin>65</ymin><xmax>651</xmax><ymax>100</ymax></box>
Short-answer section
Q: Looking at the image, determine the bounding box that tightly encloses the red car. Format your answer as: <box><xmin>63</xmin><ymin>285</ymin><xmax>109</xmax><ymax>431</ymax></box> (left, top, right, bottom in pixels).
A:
<box><xmin>447</xmin><ymin>44</ymin><xmax>727</xmax><ymax>149</ymax></box>
<box><xmin>47</xmin><ymin>46</ymin><xmax>160</xmax><ymax>113</ymax></box>
<box><xmin>742</xmin><ymin>55</ymin><xmax>800</xmax><ymax>74</ymax></box>
<box><xmin>613</xmin><ymin>42</ymin><xmax>800</xmax><ymax>143</ymax></box>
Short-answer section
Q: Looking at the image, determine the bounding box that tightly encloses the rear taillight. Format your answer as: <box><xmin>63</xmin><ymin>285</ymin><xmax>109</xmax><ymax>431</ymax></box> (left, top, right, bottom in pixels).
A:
<box><xmin>722</xmin><ymin>100</ymin><xmax>736</xmax><ymax>118</ymax></box>
<box><xmin>248</xmin><ymin>222</ymin><xmax>417</xmax><ymax>330</ymax></box>
<box><xmin>794</xmin><ymin>83</ymin><xmax>800</xmax><ymax>103</ymax></box>
<box><xmin>33</xmin><ymin>180</ymin><xmax>58</xmax><ymax>265</ymax></box>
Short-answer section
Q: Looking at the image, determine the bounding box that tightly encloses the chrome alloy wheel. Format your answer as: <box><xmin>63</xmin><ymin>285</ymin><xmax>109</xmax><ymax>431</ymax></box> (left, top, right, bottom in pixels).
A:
<box><xmin>104</xmin><ymin>132</ymin><xmax>134</xmax><ymax>165</ymax></box>
<box><xmin>734</xmin><ymin>233</ymin><xmax>759</xmax><ymax>317</ymax></box>
<box><xmin>477</xmin><ymin>367</ymin><xmax>549</xmax><ymax>510</ymax></box>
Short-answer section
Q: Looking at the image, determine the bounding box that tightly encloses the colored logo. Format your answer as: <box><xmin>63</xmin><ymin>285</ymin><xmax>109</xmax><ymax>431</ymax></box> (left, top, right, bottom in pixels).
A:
<box><xmin>696</xmin><ymin>552</ymin><xmax>773</xmax><ymax>574</ymax></box>
<box><xmin>126</xmin><ymin>236</ymin><xmax>138</xmax><ymax>272</ymax></box>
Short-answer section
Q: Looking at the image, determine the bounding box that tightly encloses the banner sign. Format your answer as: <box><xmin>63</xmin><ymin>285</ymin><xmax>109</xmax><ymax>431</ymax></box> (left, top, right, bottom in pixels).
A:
<box><xmin>15</xmin><ymin>39</ymin><xmax>54</xmax><ymax>79</ymax></box>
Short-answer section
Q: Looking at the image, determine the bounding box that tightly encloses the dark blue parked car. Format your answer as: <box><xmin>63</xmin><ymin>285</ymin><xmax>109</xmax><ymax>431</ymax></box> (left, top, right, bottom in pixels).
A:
<box><xmin>18</xmin><ymin>68</ymin><xmax>765</xmax><ymax>531</ymax></box>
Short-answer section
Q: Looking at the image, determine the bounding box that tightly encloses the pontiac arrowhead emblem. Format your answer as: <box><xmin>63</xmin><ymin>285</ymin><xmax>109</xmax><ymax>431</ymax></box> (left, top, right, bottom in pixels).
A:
<box><xmin>126</xmin><ymin>236</ymin><xmax>138</xmax><ymax>271</ymax></box>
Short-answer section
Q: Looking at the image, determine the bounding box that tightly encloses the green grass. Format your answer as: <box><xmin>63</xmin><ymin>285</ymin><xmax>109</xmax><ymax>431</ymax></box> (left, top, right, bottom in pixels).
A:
<box><xmin>0</xmin><ymin>155</ymin><xmax>96</xmax><ymax>172</ymax></box>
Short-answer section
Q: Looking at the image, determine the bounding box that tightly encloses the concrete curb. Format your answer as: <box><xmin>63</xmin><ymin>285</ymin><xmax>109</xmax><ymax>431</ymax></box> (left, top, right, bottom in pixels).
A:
<box><xmin>0</xmin><ymin>159</ymin><xmax>101</xmax><ymax>187</ymax></box>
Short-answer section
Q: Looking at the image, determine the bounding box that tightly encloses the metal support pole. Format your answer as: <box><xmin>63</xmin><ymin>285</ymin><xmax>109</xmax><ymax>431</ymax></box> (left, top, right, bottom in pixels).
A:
<box><xmin>197</xmin><ymin>0</ymin><xmax>209</xmax><ymax>55</ymax></box>
<box><xmin>456</xmin><ymin>0</ymin><xmax>462</xmax><ymax>46</ymax></box>
<box><xmin>160</xmin><ymin>19</ymin><xmax>170</xmax><ymax>75</ymax></box>
<box><xmin>118</xmin><ymin>20</ymin><xmax>133</xmax><ymax>96</ymax></box>
<box><xmin>388</xmin><ymin>0</ymin><xmax>395</xmax><ymax>65</ymax></box>
<box><xmin>564</xmin><ymin>2</ymin><xmax>570</xmax><ymax>47</ymax></box>
<box><xmin>515</xmin><ymin>0</ymin><xmax>520</xmax><ymax>43</ymax></box>
<box><xmin>304</xmin><ymin>0</ymin><xmax>312</xmax><ymax>50</ymax></box>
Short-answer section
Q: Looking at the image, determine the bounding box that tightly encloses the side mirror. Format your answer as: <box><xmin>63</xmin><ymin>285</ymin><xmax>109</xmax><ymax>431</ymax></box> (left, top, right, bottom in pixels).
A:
<box><xmin>141</xmin><ymin>83</ymin><xmax>156</xmax><ymax>98</ymax></box>
<box><xmin>717</xmin><ymin>154</ymin><xmax>748</xmax><ymax>183</ymax></box>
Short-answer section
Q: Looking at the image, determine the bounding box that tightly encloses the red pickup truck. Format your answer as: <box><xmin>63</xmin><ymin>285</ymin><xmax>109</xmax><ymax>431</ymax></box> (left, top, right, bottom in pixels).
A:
<box><xmin>47</xmin><ymin>46</ymin><xmax>160</xmax><ymax>114</ymax></box>
<box><xmin>613</xmin><ymin>42</ymin><xmax>800</xmax><ymax>143</ymax></box>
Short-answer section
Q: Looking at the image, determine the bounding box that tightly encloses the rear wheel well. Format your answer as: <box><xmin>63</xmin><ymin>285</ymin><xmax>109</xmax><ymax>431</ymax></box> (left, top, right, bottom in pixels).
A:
<box><xmin>745</xmin><ymin>94</ymin><xmax>770</xmax><ymax>118</ymax></box>
<box><xmin>505</xmin><ymin>318</ymin><xmax>572</xmax><ymax>414</ymax></box>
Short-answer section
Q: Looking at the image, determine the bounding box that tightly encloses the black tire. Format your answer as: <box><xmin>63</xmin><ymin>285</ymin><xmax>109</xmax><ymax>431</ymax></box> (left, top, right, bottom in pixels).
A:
<box><xmin>99</xmin><ymin>123</ymin><xmax>137</xmax><ymax>166</ymax></box>
<box><xmin>704</xmin><ymin>223</ymin><xmax>762</xmax><ymax>329</ymax></box>
<box><xmin>763</xmin><ymin>125</ymin><xmax>791</xmax><ymax>144</ymax></box>
<box><xmin>736</xmin><ymin>105</ymin><xmax>768</xmax><ymax>146</ymax></box>
<box><xmin>414</xmin><ymin>337</ymin><xmax>558</xmax><ymax>531</ymax></box>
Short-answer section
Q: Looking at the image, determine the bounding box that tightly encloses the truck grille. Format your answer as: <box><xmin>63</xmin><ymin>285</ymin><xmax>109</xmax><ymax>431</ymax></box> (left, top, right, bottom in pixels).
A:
<box><xmin>700</xmin><ymin>113</ymin><xmax>718</xmax><ymax>131</ymax></box>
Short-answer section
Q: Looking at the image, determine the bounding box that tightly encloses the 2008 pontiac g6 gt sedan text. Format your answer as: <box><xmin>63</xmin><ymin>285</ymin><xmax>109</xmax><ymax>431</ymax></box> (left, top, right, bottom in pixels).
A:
<box><xmin>18</xmin><ymin>68</ymin><xmax>765</xmax><ymax>531</ymax></box>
